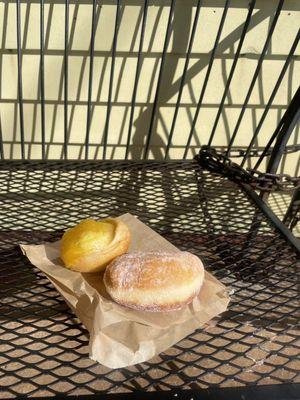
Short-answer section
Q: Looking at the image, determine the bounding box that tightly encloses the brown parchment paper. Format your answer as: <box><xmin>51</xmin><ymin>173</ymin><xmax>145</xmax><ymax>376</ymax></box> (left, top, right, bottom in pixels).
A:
<box><xmin>20</xmin><ymin>213</ymin><xmax>230</xmax><ymax>369</ymax></box>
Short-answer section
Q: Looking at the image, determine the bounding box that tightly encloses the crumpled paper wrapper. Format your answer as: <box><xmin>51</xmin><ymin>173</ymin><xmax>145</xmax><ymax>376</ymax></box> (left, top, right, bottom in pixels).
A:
<box><xmin>20</xmin><ymin>213</ymin><xmax>230</xmax><ymax>369</ymax></box>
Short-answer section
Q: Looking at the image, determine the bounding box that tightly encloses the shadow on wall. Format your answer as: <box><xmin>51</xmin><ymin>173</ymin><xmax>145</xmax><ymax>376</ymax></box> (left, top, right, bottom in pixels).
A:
<box><xmin>0</xmin><ymin>0</ymin><xmax>299</xmax><ymax>175</ymax></box>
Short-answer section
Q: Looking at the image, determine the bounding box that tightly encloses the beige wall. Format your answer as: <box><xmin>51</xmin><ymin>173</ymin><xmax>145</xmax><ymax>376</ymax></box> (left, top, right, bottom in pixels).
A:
<box><xmin>0</xmin><ymin>0</ymin><xmax>299</xmax><ymax>174</ymax></box>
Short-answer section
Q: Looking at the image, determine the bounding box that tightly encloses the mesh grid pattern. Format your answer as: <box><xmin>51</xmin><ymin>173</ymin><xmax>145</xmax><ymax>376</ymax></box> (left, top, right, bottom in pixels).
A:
<box><xmin>0</xmin><ymin>160</ymin><xmax>299</xmax><ymax>398</ymax></box>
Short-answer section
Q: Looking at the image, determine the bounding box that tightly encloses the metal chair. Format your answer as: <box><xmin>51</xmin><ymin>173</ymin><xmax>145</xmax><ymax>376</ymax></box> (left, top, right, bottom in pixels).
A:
<box><xmin>0</xmin><ymin>1</ymin><xmax>299</xmax><ymax>398</ymax></box>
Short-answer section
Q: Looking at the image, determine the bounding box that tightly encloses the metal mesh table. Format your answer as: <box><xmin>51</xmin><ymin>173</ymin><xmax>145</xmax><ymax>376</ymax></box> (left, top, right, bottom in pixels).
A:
<box><xmin>0</xmin><ymin>160</ymin><xmax>299</xmax><ymax>398</ymax></box>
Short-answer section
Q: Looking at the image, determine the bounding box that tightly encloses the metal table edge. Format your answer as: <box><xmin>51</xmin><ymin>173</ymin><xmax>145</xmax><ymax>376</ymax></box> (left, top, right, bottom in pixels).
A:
<box><xmin>15</xmin><ymin>383</ymin><xmax>300</xmax><ymax>400</ymax></box>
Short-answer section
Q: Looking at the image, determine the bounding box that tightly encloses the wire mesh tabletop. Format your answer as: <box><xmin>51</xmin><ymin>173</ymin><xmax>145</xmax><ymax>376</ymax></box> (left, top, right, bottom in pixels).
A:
<box><xmin>0</xmin><ymin>160</ymin><xmax>299</xmax><ymax>398</ymax></box>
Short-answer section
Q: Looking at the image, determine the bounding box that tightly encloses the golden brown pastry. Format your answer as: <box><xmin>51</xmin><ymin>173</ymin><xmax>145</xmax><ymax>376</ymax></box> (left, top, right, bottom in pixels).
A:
<box><xmin>60</xmin><ymin>218</ymin><xmax>130</xmax><ymax>273</ymax></box>
<box><xmin>104</xmin><ymin>251</ymin><xmax>204</xmax><ymax>311</ymax></box>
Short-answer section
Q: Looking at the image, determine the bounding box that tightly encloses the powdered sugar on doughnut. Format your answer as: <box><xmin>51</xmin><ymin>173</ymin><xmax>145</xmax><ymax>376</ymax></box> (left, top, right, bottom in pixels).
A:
<box><xmin>105</xmin><ymin>251</ymin><xmax>203</xmax><ymax>290</ymax></box>
<box><xmin>103</xmin><ymin>251</ymin><xmax>205</xmax><ymax>312</ymax></box>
